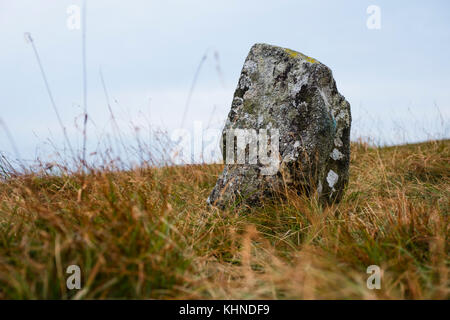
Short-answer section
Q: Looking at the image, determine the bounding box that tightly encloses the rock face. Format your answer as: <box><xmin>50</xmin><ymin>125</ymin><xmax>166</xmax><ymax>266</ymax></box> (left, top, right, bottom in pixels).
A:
<box><xmin>207</xmin><ymin>43</ymin><xmax>351</xmax><ymax>209</ymax></box>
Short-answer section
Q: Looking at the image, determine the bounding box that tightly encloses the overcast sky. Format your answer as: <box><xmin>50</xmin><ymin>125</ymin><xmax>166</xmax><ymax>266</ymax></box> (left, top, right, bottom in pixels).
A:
<box><xmin>0</xmin><ymin>0</ymin><xmax>449</xmax><ymax>163</ymax></box>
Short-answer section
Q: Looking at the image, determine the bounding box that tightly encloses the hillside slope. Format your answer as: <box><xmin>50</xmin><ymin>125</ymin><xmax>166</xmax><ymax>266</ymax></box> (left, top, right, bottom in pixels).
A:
<box><xmin>0</xmin><ymin>140</ymin><xmax>448</xmax><ymax>299</ymax></box>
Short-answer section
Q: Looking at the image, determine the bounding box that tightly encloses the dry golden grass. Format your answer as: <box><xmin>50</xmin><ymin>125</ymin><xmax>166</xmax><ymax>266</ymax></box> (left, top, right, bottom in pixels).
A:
<box><xmin>0</xmin><ymin>140</ymin><xmax>448</xmax><ymax>299</ymax></box>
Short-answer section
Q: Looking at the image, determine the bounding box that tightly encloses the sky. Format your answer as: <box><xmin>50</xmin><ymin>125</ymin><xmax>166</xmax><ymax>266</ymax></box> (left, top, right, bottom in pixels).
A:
<box><xmin>0</xmin><ymin>0</ymin><xmax>449</xmax><ymax>165</ymax></box>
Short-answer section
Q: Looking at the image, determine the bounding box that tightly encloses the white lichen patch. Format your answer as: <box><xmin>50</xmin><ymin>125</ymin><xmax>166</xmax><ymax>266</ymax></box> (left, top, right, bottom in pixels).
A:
<box><xmin>239</xmin><ymin>75</ymin><xmax>251</xmax><ymax>89</ymax></box>
<box><xmin>335</xmin><ymin>109</ymin><xmax>350</xmax><ymax>126</ymax></box>
<box><xmin>257</xmin><ymin>114</ymin><xmax>264</xmax><ymax>126</ymax></box>
<box><xmin>334</xmin><ymin>136</ymin><xmax>343</xmax><ymax>147</ymax></box>
<box><xmin>330</xmin><ymin>148</ymin><xmax>344</xmax><ymax>160</ymax></box>
<box><xmin>318</xmin><ymin>88</ymin><xmax>331</xmax><ymax>111</ymax></box>
<box><xmin>283</xmin><ymin>153</ymin><xmax>296</xmax><ymax>162</ymax></box>
<box><xmin>326</xmin><ymin>170</ymin><xmax>339</xmax><ymax>190</ymax></box>
<box><xmin>243</xmin><ymin>60</ymin><xmax>257</xmax><ymax>74</ymax></box>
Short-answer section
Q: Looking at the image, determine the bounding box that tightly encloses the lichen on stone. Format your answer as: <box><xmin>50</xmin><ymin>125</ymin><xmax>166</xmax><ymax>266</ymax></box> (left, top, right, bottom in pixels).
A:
<box><xmin>207</xmin><ymin>43</ymin><xmax>351</xmax><ymax>209</ymax></box>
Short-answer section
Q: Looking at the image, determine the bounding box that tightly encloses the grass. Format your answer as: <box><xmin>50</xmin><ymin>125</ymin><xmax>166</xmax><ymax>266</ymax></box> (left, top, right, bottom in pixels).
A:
<box><xmin>0</xmin><ymin>139</ymin><xmax>448</xmax><ymax>299</ymax></box>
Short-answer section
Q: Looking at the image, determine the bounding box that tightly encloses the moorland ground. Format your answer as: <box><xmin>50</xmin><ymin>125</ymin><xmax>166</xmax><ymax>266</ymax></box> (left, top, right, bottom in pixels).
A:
<box><xmin>0</xmin><ymin>139</ymin><xmax>448</xmax><ymax>299</ymax></box>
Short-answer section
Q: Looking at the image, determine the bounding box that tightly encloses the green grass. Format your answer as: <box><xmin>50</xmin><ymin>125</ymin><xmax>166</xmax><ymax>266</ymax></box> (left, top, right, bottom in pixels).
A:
<box><xmin>0</xmin><ymin>140</ymin><xmax>448</xmax><ymax>299</ymax></box>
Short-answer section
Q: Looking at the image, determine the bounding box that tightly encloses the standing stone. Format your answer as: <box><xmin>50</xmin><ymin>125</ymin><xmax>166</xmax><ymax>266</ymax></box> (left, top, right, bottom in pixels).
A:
<box><xmin>207</xmin><ymin>43</ymin><xmax>351</xmax><ymax>209</ymax></box>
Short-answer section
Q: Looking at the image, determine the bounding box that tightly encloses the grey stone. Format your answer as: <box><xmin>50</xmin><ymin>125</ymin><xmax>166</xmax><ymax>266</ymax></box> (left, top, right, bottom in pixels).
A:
<box><xmin>207</xmin><ymin>43</ymin><xmax>351</xmax><ymax>209</ymax></box>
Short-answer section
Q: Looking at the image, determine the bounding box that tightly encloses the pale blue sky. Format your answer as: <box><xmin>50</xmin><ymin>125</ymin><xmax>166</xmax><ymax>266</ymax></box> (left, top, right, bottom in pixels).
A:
<box><xmin>0</xmin><ymin>0</ymin><xmax>449</xmax><ymax>163</ymax></box>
